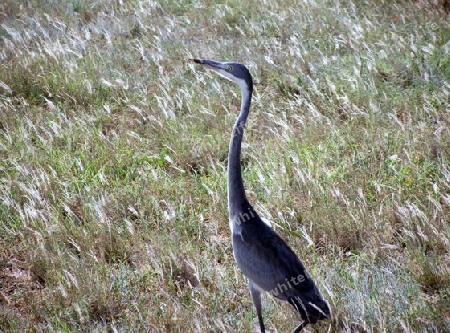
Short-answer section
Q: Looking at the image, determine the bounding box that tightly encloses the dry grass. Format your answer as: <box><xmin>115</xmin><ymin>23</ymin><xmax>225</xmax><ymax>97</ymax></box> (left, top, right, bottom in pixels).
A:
<box><xmin>1</xmin><ymin>0</ymin><xmax>449</xmax><ymax>332</ymax></box>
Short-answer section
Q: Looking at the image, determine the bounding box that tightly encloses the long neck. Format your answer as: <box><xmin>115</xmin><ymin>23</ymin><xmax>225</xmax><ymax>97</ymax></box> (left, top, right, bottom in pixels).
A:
<box><xmin>228</xmin><ymin>84</ymin><xmax>252</xmax><ymax>216</ymax></box>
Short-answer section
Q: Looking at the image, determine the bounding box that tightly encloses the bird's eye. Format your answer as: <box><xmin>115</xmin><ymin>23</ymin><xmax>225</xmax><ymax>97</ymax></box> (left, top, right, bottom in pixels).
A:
<box><xmin>227</xmin><ymin>65</ymin><xmax>233</xmax><ymax>71</ymax></box>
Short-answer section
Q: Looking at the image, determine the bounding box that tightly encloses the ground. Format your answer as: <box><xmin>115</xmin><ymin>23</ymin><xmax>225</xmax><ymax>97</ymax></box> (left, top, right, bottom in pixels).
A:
<box><xmin>0</xmin><ymin>0</ymin><xmax>449</xmax><ymax>332</ymax></box>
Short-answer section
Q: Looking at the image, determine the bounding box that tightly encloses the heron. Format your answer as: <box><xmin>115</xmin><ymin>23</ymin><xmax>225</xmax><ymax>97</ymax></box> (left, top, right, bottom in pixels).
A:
<box><xmin>190</xmin><ymin>58</ymin><xmax>331</xmax><ymax>333</ymax></box>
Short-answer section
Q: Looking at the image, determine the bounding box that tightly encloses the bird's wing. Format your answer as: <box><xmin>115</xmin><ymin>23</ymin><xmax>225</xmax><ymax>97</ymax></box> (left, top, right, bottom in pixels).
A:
<box><xmin>232</xmin><ymin>221</ymin><xmax>315</xmax><ymax>299</ymax></box>
<box><xmin>233</xmin><ymin>221</ymin><xmax>331</xmax><ymax>322</ymax></box>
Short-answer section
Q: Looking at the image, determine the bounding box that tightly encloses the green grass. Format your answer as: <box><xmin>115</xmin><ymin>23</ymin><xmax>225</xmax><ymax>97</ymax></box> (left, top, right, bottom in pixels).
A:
<box><xmin>1</xmin><ymin>0</ymin><xmax>450</xmax><ymax>331</ymax></box>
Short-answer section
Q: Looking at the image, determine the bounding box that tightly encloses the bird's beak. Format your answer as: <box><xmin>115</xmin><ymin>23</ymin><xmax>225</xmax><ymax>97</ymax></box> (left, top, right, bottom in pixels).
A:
<box><xmin>190</xmin><ymin>58</ymin><xmax>237</xmax><ymax>91</ymax></box>
<box><xmin>190</xmin><ymin>58</ymin><xmax>224</xmax><ymax>71</ymax></box>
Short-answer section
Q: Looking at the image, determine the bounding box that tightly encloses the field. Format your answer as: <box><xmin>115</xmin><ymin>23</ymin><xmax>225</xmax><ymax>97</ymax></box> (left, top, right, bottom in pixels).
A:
<box><xmin>1</xmin><ymin>0</ymin><xmax>450</xmax><ymax>332</ymax></box>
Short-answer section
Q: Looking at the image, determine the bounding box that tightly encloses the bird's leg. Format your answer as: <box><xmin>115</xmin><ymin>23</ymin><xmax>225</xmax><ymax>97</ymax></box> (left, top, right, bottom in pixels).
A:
<box><xmin>249</xmin><ymin>280</ymin><xmax>265</xmax><ymax>333</ymax></box>
<box><xmin>292</xmin><ymin>321</ymin><xmax>307</xmax><ymax>333</ymax></box>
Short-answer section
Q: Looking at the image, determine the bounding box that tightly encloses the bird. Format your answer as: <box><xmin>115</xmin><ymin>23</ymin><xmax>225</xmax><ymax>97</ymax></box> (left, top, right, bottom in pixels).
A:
<box><xmin>190</xmin><ymin>58</ymin><xmax>331</xmax><ymax>333</ymax></box>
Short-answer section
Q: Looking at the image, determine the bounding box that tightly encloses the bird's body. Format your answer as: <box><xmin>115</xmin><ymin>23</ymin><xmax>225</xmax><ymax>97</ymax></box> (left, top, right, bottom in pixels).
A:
<box><xmin>191</xmin><ymin>58</ymin><xmax>330</xmax><ymax>332</ymax></box>
<box><xmin>231</xmin><ymin>202</ymin><xmax>329</xmax><ymax>330</ymax></box>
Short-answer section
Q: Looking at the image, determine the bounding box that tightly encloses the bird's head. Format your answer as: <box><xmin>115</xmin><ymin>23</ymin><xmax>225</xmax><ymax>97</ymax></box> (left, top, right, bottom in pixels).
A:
<box><xmin>190</xmin><ymin>58</ymin><xmax>253</xmax><ymax>93</ymax></box>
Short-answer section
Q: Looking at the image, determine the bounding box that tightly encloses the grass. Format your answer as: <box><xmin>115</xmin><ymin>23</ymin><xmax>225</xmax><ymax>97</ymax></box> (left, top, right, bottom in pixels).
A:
<box><xmin>1</xmin><ymin>0</ymin><xmax>449</xmax><ymax>331</ymax></box>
